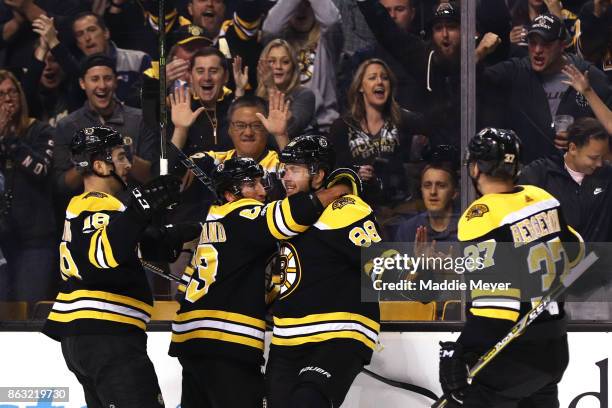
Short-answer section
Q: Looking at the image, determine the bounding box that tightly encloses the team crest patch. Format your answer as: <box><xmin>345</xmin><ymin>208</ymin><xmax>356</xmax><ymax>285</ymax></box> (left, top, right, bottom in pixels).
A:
<box><xmin>272</xmin><ymin>242</ymin><xmax>302</xmax><ymax>300</ymax></box>
<box><xmin>466</xmin><ymin>204</ymin><xmax>489</xmax><ymax>220</ymax></box>
<box><xmin>332</xmin><ymin>196</ymin><xmax>355</xmax><ymax>210</ymax></box>
<box><xmin>83</xmin><ymin>191</ymin><xmax>107</xmax><ymax>199</ymax></box>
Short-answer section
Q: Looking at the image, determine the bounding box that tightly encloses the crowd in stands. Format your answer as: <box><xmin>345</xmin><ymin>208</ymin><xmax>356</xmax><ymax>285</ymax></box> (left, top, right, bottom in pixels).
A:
<box><xmin>0</xmin><ymin>0</ymin><xmax>610</xmax><ymax>318</ymax></box>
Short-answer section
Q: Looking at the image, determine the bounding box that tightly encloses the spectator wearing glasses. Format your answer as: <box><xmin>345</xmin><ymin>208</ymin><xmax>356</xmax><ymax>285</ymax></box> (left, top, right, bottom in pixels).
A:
<box><xmin>166</xmin><ymin>92</ymin><xmax>290</xmax><ymax>281</ymax></box>
<box><xmin>170</xmin><ymin>91</ymin><xmax>291</xmax><ymax>205</ymax></box>
<box><xmin>0</xmin><ymin>69</ymin><xmax>56</xmax><ymax>304</ymax></box>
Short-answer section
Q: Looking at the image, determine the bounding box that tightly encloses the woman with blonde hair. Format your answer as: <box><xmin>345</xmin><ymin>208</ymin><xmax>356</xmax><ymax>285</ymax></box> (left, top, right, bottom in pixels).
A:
<box><xmin>0</xmin><ymin>69</ymin><xmax>57</xmax><ymax>304</ymax></box>
<box><xmin>235</xmin><ymin>39</ymin><xmax>315</xmax><ymax>138</ymax></box>
<box><xmin>262</xmin><ymin>0</ymin><xmax>342</xmax><ymax>132</ymax></box>
<box><xmin>329</xmin><ymin>58</ymin><xmax>424</xmax><ymax>216</ymax></box>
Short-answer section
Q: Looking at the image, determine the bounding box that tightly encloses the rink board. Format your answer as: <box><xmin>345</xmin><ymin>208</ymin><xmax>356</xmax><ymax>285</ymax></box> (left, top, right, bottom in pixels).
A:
<box><xmin>0</xmin><ymin>331</ymin><xmax>609</xmax><ymax>408</ymax></box>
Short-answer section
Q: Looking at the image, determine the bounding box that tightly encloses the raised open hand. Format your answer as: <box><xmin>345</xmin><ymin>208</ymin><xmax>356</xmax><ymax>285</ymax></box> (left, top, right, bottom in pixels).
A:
<box><xmin>257</xmin><ymin>57</ymin><xmax>274</xmax><ymax>90</ymax></box>
<box><xmin>561</xmin><ymin>64</ymin><xmax>592</xmax><ymax>95</ymax></box>
<box><xmin>255</xmin><ymin>88</ymin><xmax>290</xmax><ymax>140</ymax></box>
<box><xmin>232</xmin><ymin>55</ymin><xmax>249</xmax><ymax>98</ymax></box>
<box><xmin>170</xmin><ymin>85</ymin><xmax>205</xmax><ymax>129</ymax></box>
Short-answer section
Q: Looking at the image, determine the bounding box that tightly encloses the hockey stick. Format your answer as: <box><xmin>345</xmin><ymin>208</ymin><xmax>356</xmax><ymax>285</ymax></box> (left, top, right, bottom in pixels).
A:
<box><xmin>141</xmin><ymin>260</ymin><xmax>183</xmax><ymax>284</ymax></box>
<box><xmin>167</xmin><ymin>142</ymin><xmax>217</xmax><ymax>196</ymax></box>
<box><xmin>361</xmin><ymin>367</ymin><xmax>439</xmax><ymax>401</ymax></box>
<box><xmin>432</xmin><ymin>251</ymin><xmax>599</xmax><ymax>408</ymax></box>
<box><xmin>158</xmin><ymin>0</ymin><xmax>168</xmax><ymax>175</ymax></box>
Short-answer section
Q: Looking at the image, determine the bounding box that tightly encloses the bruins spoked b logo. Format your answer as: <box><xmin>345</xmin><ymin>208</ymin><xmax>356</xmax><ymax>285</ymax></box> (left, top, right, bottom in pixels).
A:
<box><xmin>270</xmin><ymin>242</ymin><xmax>302</xmax><ymax>300</ymax></box>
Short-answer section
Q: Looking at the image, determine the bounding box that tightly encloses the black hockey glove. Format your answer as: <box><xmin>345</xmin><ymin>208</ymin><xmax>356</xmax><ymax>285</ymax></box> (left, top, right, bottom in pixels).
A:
<box><xmin>166</xmin><ymin>223</ymin><xmax>202</xmax><ymax>243</ymax></box>
<box><xmin>141</xmin><ymin>223</ymin><xmax>201</xmax><ymax>246</ymax></box>
<box><xmin>140</xmin><ymin>223</ymin><xmax>201</xmax><ymax>262</ymax></box>
<box><xmin>128</xmin><ymin>175</ymin><xmax>181</xmax><ymax>223</ymax></box>
<box><xmin>325</xmin><ymin>167</ymin><xmax>363</xmax><ymax>197</ymax></box>
<box><xmin>439</xmin><ymin>341</ymin><xmax>468</xmax><ymax>403</ymax></box>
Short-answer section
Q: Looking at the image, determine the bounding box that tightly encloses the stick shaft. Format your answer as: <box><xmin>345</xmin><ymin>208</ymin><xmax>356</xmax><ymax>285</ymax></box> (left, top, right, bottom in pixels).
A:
<box><xmin>142</xmin><ymin>260</ymin><xmax>183</xmax><ymax>284</ymax></box>
<box><xmin>159</xmin><ymin>0</ymin><xmax>168</xmax><ymax>175</ymax></box>
<box><xmin>168</xmin><ymin>142</ymin><xmax>217</xmax><ymax>196</ymax></box>
<box><xmin>432</xmin><ymin>251</ymin><xmax>598</xmax><ymax>407</ymax></box>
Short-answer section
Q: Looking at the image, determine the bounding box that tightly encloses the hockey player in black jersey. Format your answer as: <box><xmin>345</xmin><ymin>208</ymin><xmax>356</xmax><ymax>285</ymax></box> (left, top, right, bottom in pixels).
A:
<box><xmin>438</xmin><ymin>128</ymin><xmax>584</xmax><ymax>407</ymax></box>
<box><xmin>266</xmin><ymin>135</ymin><xmax>382</xmax><ymax>408</ymax></box>
<box><xmin>43</xmin><ymin>126</ymin><xmax>181</xmax><ymax>408</ymax></box>
<box><xmin>169</xmin><ymin>156</ymin><xmax>352</xmax><ymax>408</ymax></box>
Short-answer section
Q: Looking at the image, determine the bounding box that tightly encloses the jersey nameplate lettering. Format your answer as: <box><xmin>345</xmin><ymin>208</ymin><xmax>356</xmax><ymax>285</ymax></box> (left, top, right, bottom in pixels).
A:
<box><xmin>199</xmin><ymin>222</ymin><xmax>227</xmax><ymax>243</ymax></box>
<box><xmin>510</xmin><ymin>209</ymin><xmax>561</xmax><ymax>247</ymax></box>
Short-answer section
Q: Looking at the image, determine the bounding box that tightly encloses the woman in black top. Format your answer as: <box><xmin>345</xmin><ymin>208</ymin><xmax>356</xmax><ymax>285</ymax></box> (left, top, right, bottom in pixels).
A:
<box><xmin>329</xmin><ymin>58</ymin><xmax>424</xmax><ymax>216</ymax></box>
<box><xmin>0</xmin><ymin>69</ymin><xmax>57</xmax><ymax>304</ymax></box>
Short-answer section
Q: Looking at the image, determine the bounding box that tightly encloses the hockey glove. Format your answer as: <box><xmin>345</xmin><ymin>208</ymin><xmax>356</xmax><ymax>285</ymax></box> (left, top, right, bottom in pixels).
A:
<box><xmin>140</xmin><ymin>223</ymin><xmax>201</xmax><ymax>262</ymax></box>
<box><xmin>439</xmin><ymin>341</ymin><xmax>468</xmax><ymax>400</ymax></box>
<box><xmin>129</xmin><ymin>175</ymin><xmax>181</xmax><ymax>223</ymax></box>
<box><xmin>325</xmin><ymin>167</ymin><xmax>363</xmax><ymax>197</ymax></box>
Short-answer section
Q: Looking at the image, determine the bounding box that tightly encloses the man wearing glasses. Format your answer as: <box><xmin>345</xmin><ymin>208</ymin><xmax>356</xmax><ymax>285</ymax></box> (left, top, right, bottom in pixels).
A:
<box><xmin>167</xmin><ymin>91</ymin><xmax>290</xmax><ymax>278</ymax></box>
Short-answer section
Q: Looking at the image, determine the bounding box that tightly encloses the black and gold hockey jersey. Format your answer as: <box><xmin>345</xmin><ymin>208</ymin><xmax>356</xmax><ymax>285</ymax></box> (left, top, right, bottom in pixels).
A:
<box><xmin>43</xmin><ymin>191</ymin><xmax>153</xmax><ymax>340</ymax></box>
<box><xmin>270</xmin><ymin>195</ymin><xmax>381</xmax><ymax>362</ymax></box>
<box><xmin>169</xmin><ymin>192</ymin><xmax>322</xmax><ymax>365</ymax></box>
<box><xmin>457</xmin><ymin>185</ymin><xmax>584</xmax><ymax>349</ymax></box>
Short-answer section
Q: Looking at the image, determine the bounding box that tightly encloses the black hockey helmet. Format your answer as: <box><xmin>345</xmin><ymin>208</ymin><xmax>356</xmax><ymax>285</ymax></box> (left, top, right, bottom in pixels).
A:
<box><xmin>465</xmin><ymin>127</ymin><xmax>522</xmax><ymax>179</ymax></box>
<box><xmin>71</xmin><ymin>126</ymin><xmax>125</xmax><ymax>172</ymax></box>
<box><xmin>280</xmin><ymin>134</ymin><xmax>335</xmax><ymax>176</ymax></box>
<box><xmin>212</xmin><ymin>157</ymin><xmax>265</xmax><ymax>201</ymax></box>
